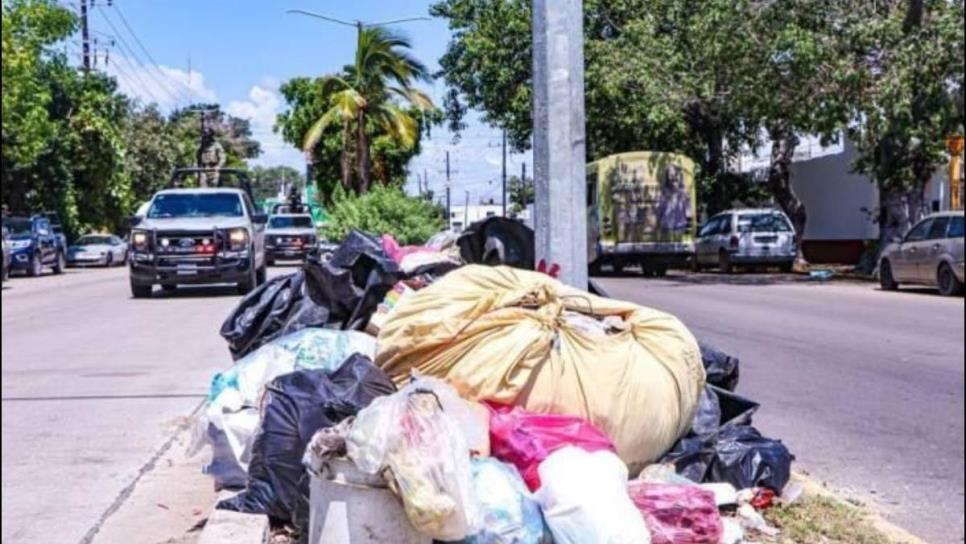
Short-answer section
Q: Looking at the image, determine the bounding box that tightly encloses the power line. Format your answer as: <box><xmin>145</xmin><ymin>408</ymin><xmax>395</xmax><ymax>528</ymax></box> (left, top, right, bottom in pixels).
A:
<box><xmin>95</xmin><ymin>5</ymin><xmax>189</xmax><ymax>107</ymax></box>
<box><xmin>111</xmin><ymin>1</ymin><xmax>198</xmax><ymax>103</ymax></box>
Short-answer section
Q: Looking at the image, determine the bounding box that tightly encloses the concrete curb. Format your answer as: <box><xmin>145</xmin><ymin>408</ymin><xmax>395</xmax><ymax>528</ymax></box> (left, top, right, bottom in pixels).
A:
<box><xmin>791</xmin><ymin>472</ymin><xmax>928</xmax><ymax>544</ymax></box>
<box><xmin>197</xmin><ymin>491</ymin><xmax>269</xmax><ymax>544</ymax></box>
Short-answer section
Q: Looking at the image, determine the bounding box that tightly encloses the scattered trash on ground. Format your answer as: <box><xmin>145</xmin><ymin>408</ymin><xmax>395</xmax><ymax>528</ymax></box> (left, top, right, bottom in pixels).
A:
<box><xmin>193</xmin><ymin>229</ymin><xmax>802</xmax><ymax>543</ymax></box>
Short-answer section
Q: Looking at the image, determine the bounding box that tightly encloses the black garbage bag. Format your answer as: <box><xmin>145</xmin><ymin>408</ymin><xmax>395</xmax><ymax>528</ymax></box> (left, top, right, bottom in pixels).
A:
<box><xmin>711</xmin><ymin>425</ymin><xmax>793</xmax><ymax>492</ymax></box>
<box><xmin>220</xmin><ymin>271</ymin><xmax>328</xmax><ymax>360</ymax></box>
<box><xmin>217</xmin><ymin>354</ymin><xmax>396</xmax><ymax>532</ymax></box>
<box><xmin>303</xmin><ymin>230</ymin><xmax>401</xmax><ymax>331</ymax></box>
<box><xmin>661</xmin><ymin>384</ymin><xmax>792</xmax><ymax>492</ymax></box>
<box><xmin>457</xmin><ymin>217</ymin><xmax>535</xmax><ymax>270</ymax></box>
<box><xmin>699</xmin><ymin>342</ymin><xmax>740</xmax><ymax>392</ymax></box>
<box><xmin>220</xmin><ymin>231</ymin><xmax>400</xmax><ymax>360</ymax></box>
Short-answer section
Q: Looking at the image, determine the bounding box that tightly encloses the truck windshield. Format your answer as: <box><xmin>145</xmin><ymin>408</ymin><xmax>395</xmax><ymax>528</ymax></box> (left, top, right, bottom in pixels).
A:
<box><xmin>269</xmin><ymin>216</ymin><xmax>314</xmax><ymax>229</ymax></box>
<box><xmin>737</xmin><ymin>213</ymin><xmax>792</xmax><ymax>233</ymax></box>
<box><xmin>2</xmin><ymin>218</ymin><xmax>32</xmax><ymax>235</ymax></box>
<box><xmin>147</xmin><ymin>193</ymin><xmax>243</xmax><ymax>219</ymax></box>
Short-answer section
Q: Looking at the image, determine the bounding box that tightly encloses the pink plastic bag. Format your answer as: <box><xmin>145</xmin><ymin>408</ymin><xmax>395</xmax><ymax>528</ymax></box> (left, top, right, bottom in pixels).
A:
<box><xmin>381</xmin><ymin>234</ymin><xmax>431</xmax><ymax>264</ymax></box>
<box><xmin>627</xmin><ymin>482</ymin><xmax>723</xmax><ymax>544</ymax></box>
<box><xmin>486</xmin><ymin>402</ymin><xmax>616</xmax><ymax>491</ymax></box>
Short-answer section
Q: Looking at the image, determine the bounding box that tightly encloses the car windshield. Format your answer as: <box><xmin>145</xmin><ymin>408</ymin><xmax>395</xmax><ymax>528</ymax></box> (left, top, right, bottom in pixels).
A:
<box><xmin>147</xmin><ymin>193</ymin><xmax>243</xmax><ymax>219</ymax></box>
<box><xmin>737</xmin><ymin>213</ymin><xmax>792</xmax><ymax>233</ymax></box>
<box><xmin>2</xmin><ymin>218</ymin><xmax>32</xmax><ymax>235</ymax></box>
<box><xmin>269</xmin><ymin>216</ymin><xmax>314</xmax><ymax>229</ymax></box>
<box><xmin>76</xmin><ymin>235</ymin><xmax>113</xmax><ymax>245</ymax></box>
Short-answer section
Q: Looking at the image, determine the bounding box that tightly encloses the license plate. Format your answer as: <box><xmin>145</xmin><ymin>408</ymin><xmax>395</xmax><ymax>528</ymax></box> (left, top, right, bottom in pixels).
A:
<box><xmin>177</xmin><ymin>264</ymin><xmax>198</xmax><ymax>275</ymax></box>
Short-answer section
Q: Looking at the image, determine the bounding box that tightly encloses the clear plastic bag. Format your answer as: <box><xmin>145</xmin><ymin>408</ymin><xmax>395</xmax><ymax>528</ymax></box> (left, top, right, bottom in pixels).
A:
<box><xmin>347</xmin><ymin>377</ymin><xmax>482</xmax><ymax>541</ymax></box>
<box><xmin>461</xmin><ymin>458</ymin><xmax>551</xmax><ymax>544</ymax></box>
<box><xmin>536</xmin><ymin>447</ymin><xmax>651</xmax><ymax>544</ymax></box>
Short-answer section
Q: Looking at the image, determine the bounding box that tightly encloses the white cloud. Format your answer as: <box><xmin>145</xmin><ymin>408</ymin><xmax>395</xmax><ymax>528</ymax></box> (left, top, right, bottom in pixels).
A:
<box><xmin>226</xmin><ymin>84</ymin><xmax>304</xmax><ymax>170</ymax></box>
<box><xmin>106</xmin><ymin>55</ymin><xmax>216</xmax><ymax>110</ymax></box>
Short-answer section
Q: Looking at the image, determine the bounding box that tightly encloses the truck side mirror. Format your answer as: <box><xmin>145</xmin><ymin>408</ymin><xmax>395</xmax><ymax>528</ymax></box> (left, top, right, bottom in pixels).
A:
<box><xmin>128</xmin><ymin>216</ymin><xmax>143</xmax><ymax>228</ymax></box>
<box><xmin>252</xmin><ymin>213</ymin><xmax>268</xmax><ymax>225</ymax></box>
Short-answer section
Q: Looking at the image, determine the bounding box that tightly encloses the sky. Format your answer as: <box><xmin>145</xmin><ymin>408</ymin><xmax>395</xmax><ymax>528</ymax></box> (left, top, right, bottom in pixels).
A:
<box><xmin>63</xmin><ymin>0</ymin><xmax>531</xmax><ymax>206</ymax></box>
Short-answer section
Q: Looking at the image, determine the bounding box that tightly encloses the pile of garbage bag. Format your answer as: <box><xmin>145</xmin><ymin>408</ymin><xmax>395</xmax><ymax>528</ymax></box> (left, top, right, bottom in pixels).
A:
<box><xmin>191</xmin><ymin>229</ymin><xmax>795</xmax><ymax>544</ymax></box>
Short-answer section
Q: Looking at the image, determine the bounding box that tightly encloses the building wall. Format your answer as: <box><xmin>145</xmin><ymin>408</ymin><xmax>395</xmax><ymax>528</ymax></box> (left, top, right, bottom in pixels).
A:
<box><xmin>448</xmin><ymin>205</ymin><xmax>528</xmax><ymax>231</ymax></box>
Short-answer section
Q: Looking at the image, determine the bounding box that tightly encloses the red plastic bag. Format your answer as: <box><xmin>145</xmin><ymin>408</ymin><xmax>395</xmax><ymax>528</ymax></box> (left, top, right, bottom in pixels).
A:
<box><xmin>627</xmin><ymin>482</ymin><xmax>723</xmax><ymax>544</ymax></box>
<box><xmin>486</xmin><ymin>402</ymin><xmax>616</xmax><ymax>491</ymax></box>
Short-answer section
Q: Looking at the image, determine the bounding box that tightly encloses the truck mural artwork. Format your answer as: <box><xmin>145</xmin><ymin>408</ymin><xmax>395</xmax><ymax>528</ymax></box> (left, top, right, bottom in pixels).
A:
<box><xmin>587</xmin><ymin>151</ymin><xmax>698</xmax><ymax>276</ymax></box>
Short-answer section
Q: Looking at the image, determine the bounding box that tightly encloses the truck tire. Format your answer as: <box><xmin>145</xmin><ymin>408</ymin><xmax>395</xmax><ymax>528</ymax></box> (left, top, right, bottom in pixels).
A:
<box><xmin>52</xmin><ymin>251</ymin><xmax>66</xmax><ymax>274</ymax></box>
<box><xmin>28</xmin><ymin>254</ymin><xmax>43</xmax><ymax>277</ymax></box>
<box><xmin>937</xmin><ymin>263</ymin><xmax>963</xmax><ymax>297</ymax></box>
<box><xmin>256</xmin><ymin>264</ymin><xmax>267</xmax><ymax>285</ymax></box>
<box><xmin>612</xmin><ymin>260</ymin><xmax>625</xmax><ymax>275</ymax></box>
<box><xmin>237</xmin><ymin>264</ymin><xmax>257</xmax><ymax>295</ymax></box>
<box><xmin>130</xmin><ymin>278</ymin><xmax>153</xmax><ymax>298</ymax></box>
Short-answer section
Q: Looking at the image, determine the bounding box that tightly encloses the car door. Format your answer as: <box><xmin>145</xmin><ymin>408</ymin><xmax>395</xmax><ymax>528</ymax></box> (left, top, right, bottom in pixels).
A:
<box><xmin>895</xmin><ymin>218</ymin><xmax>933</xmax><ymax>282</ymax></box>
<box><xmin>921</xmin><ymin>216</ymin><xmax>951</xmax><ymax>283</ymax></box>
<box><xmin>242</xmin><ymin>194</ymin><xmax>265</xmax><ymax>265</ymax></box>
<box><xmin>716</xmin><ymin>214</ymin><xmax>734</xmax><ymax>256</ymax></box>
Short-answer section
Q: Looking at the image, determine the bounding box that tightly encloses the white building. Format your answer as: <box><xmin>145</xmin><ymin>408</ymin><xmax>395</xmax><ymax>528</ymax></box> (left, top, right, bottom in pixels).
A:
<box><xmin>446</xmin><ymin>205</ymin><xmax>530</xmax><ymax>232</ymax></box>
<box><xmin>736</xmin><ymin>134</ymin><xmax>959</xmax><ymax>263</ymax></box>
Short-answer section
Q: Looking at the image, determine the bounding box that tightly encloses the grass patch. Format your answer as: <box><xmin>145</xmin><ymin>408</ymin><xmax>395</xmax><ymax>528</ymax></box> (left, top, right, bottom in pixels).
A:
<box><xmin>763</xmin><ymin>495</ymin><xmax>903</xmax><ymax>544</ymax></box>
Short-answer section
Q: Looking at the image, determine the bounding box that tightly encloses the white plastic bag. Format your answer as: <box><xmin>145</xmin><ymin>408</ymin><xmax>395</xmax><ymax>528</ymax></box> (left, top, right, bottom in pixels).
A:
<box><xmin>346</xmin><ymin>377</ymin><xmax>482</xmax><ymax>541</ymax></box>
<box><xmin>536</xmin><ymin>447</ymin><xmax>651</xmax><ymax>544</ymax></box>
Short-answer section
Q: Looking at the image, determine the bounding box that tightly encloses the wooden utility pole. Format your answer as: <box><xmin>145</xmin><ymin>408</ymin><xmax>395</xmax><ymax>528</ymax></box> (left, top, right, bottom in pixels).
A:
<box><xmin>532</xmin><ymin>0</ymin><xmax>587</xmax><ymax>287</ymax></box>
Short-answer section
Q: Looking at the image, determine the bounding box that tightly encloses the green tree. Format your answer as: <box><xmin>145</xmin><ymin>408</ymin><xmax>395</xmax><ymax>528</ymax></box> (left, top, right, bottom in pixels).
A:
<box><xmin>301</xmin><ymin>27</ymin><xmax>435</xmax><ymax>193</ymax></box>
<box><xmin>125</xmin><ymin>104</ymin><xmax>179</xmax><ymax>204</ymax></box>
<box><xmin>321</xmin><ymin>184</ymin><xmax>444</xmax><ymax>245</ymax></box>
<box><xmin>276</xmin><ymin>75</ymin><xmax>438</xmax><ymax>202</ymax></box>
<box><xmin>250</xmin><ymin>165</ymin><xmax>302</xmax><ymax>203</ymax></box>
<box><xmin>845</xmin><ymin>0</ymin><xmax>964</xmax><ymax>248</ymax></box>
<box><xmin>507</xmin><ymin>175</ymin><xmax>533</xmax><ymax>214</ymax></box>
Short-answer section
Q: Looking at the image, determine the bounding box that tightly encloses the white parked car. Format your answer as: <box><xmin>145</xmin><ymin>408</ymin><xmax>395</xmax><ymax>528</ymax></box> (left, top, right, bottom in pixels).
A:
<box><xmin>693</xmin><ymin>209</ymin><xmax>797</xmax><ymax>273</ymax></box>
<box><xmin>67</xmin><ymin>234</ymin><xmax>128</xmax><ymax>267</ymax></box>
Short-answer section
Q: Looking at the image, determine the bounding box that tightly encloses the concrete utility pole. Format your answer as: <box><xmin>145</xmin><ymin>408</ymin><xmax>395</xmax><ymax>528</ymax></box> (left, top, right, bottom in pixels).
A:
<box><xmin>446</xmin><ymin>151</ymin><xmax>452</xmax><ymax>230</ymax></box>
<box><xmin>532</xmin><ymin>0</ymin><xmax>588</xmax><ymax>287</ymax></box>
<box><xmin>502</xmin><ymin>128</ymin><xmax>508</xmax><ymax>216</ymax></box>
<box><xmin>80</xmin><ymin>0</ymin><xmax>91</xmax><ymax>71</ymax></box>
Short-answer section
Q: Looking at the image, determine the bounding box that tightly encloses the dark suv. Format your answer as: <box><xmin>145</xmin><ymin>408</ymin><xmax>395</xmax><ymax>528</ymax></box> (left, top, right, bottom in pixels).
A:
<box><xmin>1</xmin><ymin>215</ymin><xmax>67</xmax><ymax>277</ymax></box>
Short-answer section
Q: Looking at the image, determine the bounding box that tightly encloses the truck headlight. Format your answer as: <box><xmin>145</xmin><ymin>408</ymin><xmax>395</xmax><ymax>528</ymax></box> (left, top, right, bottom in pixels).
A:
<box><xmin>131</xmin><ymin>230</ymin><xmax>150</xmax><ymax>251</ymax></box>
<box><xmin>10</xmin><ymin>240</ymin><xmax>32</xmax><ymax>250</ymax></box>
<box><xmin>226</xmin><ymin>228</ymin><xmax>249</xmax><ymax>251</ymax></box>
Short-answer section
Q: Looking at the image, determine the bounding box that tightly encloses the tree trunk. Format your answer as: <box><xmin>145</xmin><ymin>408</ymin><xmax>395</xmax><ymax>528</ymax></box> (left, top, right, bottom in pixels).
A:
<box><xmin>704</xmin><ymin>127</ymin><xmax>728</xmax><ymax>213</ymax></box>
<box><xmin>767</xmin><ymin>128</ymin><xmax>808</xmax><ymax>262</ymax></box>
<box><xmin>340</xmin><ymin>120</ymin><xmax>354</xmax><ymax>191</ymax></box>
<box><xmin>356</xmin><ymin>110</ymin><xmax>371</xmax><ymax>194</ymax></box>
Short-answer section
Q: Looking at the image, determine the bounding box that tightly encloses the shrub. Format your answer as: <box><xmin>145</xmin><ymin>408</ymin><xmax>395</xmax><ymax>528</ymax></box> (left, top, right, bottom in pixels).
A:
<box><xmin>321</xmin><ymin>185</ymin><xmax>445</xmax><ymax>245</ymax></box>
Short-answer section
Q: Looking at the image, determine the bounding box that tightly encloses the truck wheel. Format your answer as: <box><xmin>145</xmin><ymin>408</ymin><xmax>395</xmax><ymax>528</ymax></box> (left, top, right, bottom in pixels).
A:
<box><xmin>879</xmin><ymin>259</ymin><xmax>898</xmax><ymax>291</ymax></box>
<box><xmin>612</xmin><ymin>260</ymin><xmax>625</xmax><ymax>275</ymax></box>
<box><xmin>589</xmin><ymin>261</ymin><xmax>602</xmax><ymax>276</ymax></box>
<box><xmin>52</xmin><ymin>251</ymin><xmax>66</xmax><ymax>275</ymax></box>
<box><xmin>937</xmin><ymin>263</ymin><xmax>963</xmax><ymax>297</ymax></box>
<box><xmin>653</xmin><ymin>265</ymin><xmax>668</xmax><ymax>278</ymax></box>
<box><xmin>256</xmin><ymin>264</ymin><xmax>267</xmax><ymax>285</ymax></box>
<box><xmin>266</xmin><ymin>257</ymin><xmax>275</xmax><ymax>267</ymax></box>
<box><xmin>719</xmin><ymin>250</ymin><xmax>734</xmax><ymax>274</ymax></box>
<box><xmin>130</xmin><ymin>278</ymin><xmax>153</xmax><ymax>298</ymax></box>
<box><xmin>237</xmin><ymin>265</ymin><xmax>257</xmax><ymax>295</ymax></box>
<box><xmin>105</xmin><ymin>253</ymin><xmax>114</xmax><ymax>268</ymax></box>
<box><xmin>28</xmin><ymin>254</ymin><xmax>43</xmax><ymax>277</ymax></box>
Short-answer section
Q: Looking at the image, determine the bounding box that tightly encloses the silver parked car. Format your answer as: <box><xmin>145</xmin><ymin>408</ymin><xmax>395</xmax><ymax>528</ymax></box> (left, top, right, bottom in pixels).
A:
<box><xmin>693</xmin><ymin>209</ymin><xmax>797</xmax><ymax>273</ymax></box>
<box><xmin>879</xmin><ymin>211</ymin><xmax>964</xmax><ymax>296</ymax></box>
<box><xmin>67</xmin><ymin>234</ymin><xmax>128</xmax><ymax>267</ymax></box>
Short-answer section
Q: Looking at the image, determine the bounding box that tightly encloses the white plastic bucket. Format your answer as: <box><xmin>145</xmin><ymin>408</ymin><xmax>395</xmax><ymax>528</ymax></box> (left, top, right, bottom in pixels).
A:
<box><xmin>307</xmin><ymin>458</ymin><xmax>431</xmax><ymax>544</ymax></box>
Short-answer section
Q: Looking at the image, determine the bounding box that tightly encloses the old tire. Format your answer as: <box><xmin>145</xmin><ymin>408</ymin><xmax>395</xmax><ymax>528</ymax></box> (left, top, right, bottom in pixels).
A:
<box><xmin>719</xmin><ymin>250</ymin><xmax>734</xmax><ymax>274</ymax></box>
<box><xmin>28</xmin><ymin>254</ymin><xmax>43</xmax><ymax>277</ymax></box>
<box><xmin>52</xmin><ymin>251</ymin><xmax>66</xmax><ymax>275</ymax></box>
<box><xmin>130</xmin><ymin>278</ymin><xmax>153</xmax><ymax>298</ymax></box>
<box><xmin>937</xmin><ymin>263</ymin><xmax>963</xmax><ymax>297</ymax></box>
<box><xmin>879</xmin><ymin>259</ymin><xmax>898</xmax><ymax>291</ymax></box>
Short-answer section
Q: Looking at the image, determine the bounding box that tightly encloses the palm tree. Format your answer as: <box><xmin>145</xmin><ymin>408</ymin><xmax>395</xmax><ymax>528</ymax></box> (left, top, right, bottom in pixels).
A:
<box><xmin>303</xmin><ymin>27</ymin><xmax>434</xmax><ymax>194</ymax></box>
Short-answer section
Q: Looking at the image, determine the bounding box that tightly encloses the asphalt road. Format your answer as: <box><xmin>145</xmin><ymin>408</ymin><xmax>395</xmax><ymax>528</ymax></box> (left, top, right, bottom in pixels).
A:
<box><xmin>599</xmin><ymin>272</ymin><xmax>965</xmax><ymax>544</ymax></box>
<box><xmin>0</xmin><ymin>266</ymin><xmax>268</xmax><ymax>544</ymax></box>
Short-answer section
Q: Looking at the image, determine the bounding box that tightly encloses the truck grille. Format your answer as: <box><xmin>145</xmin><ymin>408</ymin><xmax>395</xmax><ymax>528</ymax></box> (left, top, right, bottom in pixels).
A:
<box><xmin>155</xmin><ymin>230</ymin><xmax>222</xmax><ymax>255</ymax></box>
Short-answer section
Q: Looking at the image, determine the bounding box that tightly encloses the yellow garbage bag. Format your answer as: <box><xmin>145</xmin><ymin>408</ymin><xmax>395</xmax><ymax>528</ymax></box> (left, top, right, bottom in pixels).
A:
<box><xmin>376</xmin><ymin>265</ymin><xmax>705</xmax><ymax>472</ymax></box>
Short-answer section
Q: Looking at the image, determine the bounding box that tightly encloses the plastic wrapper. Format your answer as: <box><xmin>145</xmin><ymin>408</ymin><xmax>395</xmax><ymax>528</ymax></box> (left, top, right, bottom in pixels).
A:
<box><xmin>627</xmin><ymin>482</ymin><xmax>723</xmax><ymax>544</ymax></box>
<box><xmin>487</xmin><ymin>402</ymin><xmax>616</xmax><ymax>491</ymax></box>
<box><xmin>699</xmin><ymin>343</ymin><xmax>740</xmax><ymax>392</ymax></box>
<box><xmin>536</xmin><ymin>447</ymin><xmax>651</xmax><ymax>544</ymax></box>
<box><xmin>346</xmin><ymin>377</ymin><xmax>482</xmax><ymax>541</ymax></box>
<box><xmin>217</xmin><ymin>355</ymin><xmax>395</xmax><ymax>532</ymax></box>
<box><xmin>459</xmin><ymin>458</ymin><xmax>551</xmax><ymax>544</ymax></box>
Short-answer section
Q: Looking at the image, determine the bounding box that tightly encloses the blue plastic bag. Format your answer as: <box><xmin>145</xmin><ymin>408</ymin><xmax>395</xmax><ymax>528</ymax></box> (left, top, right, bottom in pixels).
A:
<box><xmin>460</xmin><ymin>458</ymin><xmax>551</xmax><ymax>544</ymax></box>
